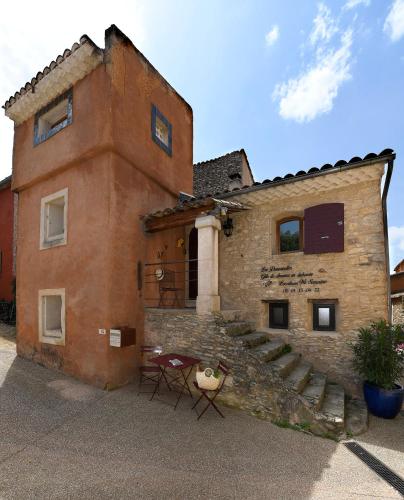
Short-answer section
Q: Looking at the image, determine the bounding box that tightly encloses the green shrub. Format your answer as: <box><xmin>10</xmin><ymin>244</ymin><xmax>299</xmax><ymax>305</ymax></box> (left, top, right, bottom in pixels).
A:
<box><xmin>350</xmin><ymin>320</ymin><xmax>404</xmax><ymax>390</ymax></box>
<box><xmin>280</xmin><ymin>344</ymin><xmax>292</xmax><ymax>356</ymax></box>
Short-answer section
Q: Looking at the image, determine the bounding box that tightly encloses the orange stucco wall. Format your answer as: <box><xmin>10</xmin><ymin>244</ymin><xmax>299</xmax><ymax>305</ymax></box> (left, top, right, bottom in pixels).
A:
<box><xmin>13</xmin><ymin>29</ymin><xmax>193</xmax><ymax>388</ymax></box>
<box><xmin>0</xmin><ymin>181</ymin><xmax>14</xmax><ymax>301</ymax></box>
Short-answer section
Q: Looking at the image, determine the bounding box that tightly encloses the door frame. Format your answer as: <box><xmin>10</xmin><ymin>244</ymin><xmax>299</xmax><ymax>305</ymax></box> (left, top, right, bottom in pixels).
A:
<box><xmin>185</xmin><ymin>224</ymin><xmax>197</xmax><ymax>308</ymax></box>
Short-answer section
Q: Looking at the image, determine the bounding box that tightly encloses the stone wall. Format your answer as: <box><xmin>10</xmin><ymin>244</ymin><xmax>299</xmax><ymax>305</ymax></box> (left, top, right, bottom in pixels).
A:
<box><xmin>218</xmin><ymin>176</ymin><xmax>388</xmax><ymax>395</ymax></box>
<box><xmin>144</xmin><ymin>308</ymin><xmax>321</xmax><ymax>425</ymax></box>
<box><xmin>193</xmin><ymin>150</ymin><xmax>253</xmax><ymax>198</ymax></box>
<box><xmin>392</xmin><ymin>295</ymin><xmax>404</xmax><ymax>324</ymax></box>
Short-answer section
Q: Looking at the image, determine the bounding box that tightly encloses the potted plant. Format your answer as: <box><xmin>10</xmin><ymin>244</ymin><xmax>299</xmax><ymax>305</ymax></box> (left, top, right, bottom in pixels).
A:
<box><xmin>196</xmin><ymin>366</ymin><xmax>222</xmax><ymax>391</ymax></box>
<box><xmin>351</xmin><ymin>320</ymin><xmax>404</xmax><ymax>419</ymax></box>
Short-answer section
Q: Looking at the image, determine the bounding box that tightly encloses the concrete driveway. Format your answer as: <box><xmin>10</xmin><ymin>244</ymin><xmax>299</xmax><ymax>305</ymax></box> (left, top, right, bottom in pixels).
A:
<box><xmin>0</xmin><ymin>325</ymin><xmax>403</xmax><ymax>499</ymax></box>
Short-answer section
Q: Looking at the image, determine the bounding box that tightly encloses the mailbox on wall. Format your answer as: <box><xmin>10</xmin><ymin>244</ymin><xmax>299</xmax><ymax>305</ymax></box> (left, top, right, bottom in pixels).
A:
<box><xmin>109</xmin><ymin>327</ymin><xmax>136</xmax><ymax>348</ymax></box>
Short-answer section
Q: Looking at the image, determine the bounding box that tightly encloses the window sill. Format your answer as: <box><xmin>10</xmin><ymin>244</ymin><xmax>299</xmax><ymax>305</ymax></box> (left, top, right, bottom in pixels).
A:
<box><xmin>40</xmin><ymin>238</ymin><xmax>67</xmax><ymax>250</ymax></box>
<box><xmin>274</xmin><ymin>251</ymin><xmax>303</xmax><ymax>256</ymax></box>
<box><xmin>40</xmin><ymin>335</ymin><xmax>65</xmax><ymax>346</ymax></box>
<box><xmin>307</xmin><ymin>330</ymin><xmax>341</xmax><ymax>338</ymax></box>
<box><xmin>34</xmin><ymin>118</ymin><xmax>72</xmax><ymax>146</ymax></box>
<box><xmin>260</xmin><ymin>327</ymin><xmax>292</xmax><ymax>335</ymax></box>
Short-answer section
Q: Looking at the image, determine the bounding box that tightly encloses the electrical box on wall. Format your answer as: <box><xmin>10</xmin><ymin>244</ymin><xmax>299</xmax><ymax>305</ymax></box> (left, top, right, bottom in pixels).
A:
<box><xmin>109</xmin><ymin>327</ymin><xmax>136</xmax><ymax>348</ymax></box>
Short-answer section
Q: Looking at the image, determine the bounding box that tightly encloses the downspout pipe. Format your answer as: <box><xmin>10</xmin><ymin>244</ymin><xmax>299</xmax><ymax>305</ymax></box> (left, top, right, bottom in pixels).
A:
<box><xmin>382</xmin><ymin>156</ymin><xmax>395</xmax><ymax>323</ymax></box>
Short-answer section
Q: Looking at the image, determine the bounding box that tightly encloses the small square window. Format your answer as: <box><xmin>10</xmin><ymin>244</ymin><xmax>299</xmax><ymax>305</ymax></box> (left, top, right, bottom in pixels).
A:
<box><xmin>151</xmin><ymin>105</ymin><xmax>172</xmax><ymax>156</ymax></box>
<box><xmin>39</xmin><ymin>289</ymin><xmax>65</xmax><ymax>345</ymax></box>
<box><xmin>269</xmin><ymin>302</ymin><xmax>289</xmax><ymax>329</ymax></box>
<box><xmin>313</xmin><ymin>303</ymin><xmax>336</xmax><ymax>331</ymax></box>
<box><xmin>40</xmin><ymin>188</ymin><xmax>68</xmax><ymax>249</ymax></box>
<box><xmin>34</xmin><ymin>90</ymin><xmax>72</xmax><ymax>146</ymax></box>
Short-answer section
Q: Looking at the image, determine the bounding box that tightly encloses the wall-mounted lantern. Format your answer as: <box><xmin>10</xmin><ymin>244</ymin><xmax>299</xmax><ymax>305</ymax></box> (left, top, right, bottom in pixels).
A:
<box><xmin>223</xmin><ymin>216</ymin><xmax>234</xmax><ymax>237</ymax></box>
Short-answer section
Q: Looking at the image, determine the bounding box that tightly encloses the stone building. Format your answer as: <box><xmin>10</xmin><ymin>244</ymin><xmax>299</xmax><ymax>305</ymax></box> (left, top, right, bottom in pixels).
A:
<box><xmin>193</xmin><ymin>149</ymin><xmax>254</xmax><ymax>197</ymax></box>
<box><xmin>3</xmin><ymin>23</ymin><xmax>397</xmax><ymax>436</ymax></box>
<box><xmin>391</xmin><ymin>260</ymin><xmax>404</xmax><ymax>324</ymax></box>
<box><xmin>0</xmin><ymin>176</ymin><xmax>16</xmax><ymax>302</ymax></box>
<box><xmin>143</xmin><ymin>149</ymin><xmax>395</xmax><ymax>436</ymax></box>
<box><xmin>4</xmin><ymin>25</ymin><xmax>193</xmax><ymax>388</ymax></box>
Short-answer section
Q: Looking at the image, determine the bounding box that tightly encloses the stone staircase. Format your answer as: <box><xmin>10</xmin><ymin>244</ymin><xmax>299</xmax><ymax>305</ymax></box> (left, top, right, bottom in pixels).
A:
<box><xmin>220</xmin><ymin>320</ymin><xmax>368</xmax><ymax>439</ymax></box>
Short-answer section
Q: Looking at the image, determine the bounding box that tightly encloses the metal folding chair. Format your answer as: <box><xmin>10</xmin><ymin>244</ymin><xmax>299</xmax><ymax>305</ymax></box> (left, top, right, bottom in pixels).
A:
<box><xmin>138</xmin><ymin>345</ymin><xmax>163</xmax><ymax>395</ymax></box>
<box><xmin>158</xmin><ymin>269</ymin><xmax>182</xmax><ymax>308</ymax></box>
<box><xmin>192</xmin><ymin>361</ymin><xmax>229</xmax><ymax>420</ymax></box>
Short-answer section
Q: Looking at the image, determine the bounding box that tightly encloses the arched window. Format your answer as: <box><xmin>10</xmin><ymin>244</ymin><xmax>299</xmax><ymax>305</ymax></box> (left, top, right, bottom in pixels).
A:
<box><xmin>277</xmin><ymin>217</ymin><xmax>303</xmax><ymax>253</ymax></box>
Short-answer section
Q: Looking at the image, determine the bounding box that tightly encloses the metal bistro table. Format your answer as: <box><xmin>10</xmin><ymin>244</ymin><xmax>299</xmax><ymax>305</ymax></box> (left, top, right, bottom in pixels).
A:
<box><xmin>149</xmin><ymin>353</ymin><xmax>200</xmax><ymax>409</ymax></box>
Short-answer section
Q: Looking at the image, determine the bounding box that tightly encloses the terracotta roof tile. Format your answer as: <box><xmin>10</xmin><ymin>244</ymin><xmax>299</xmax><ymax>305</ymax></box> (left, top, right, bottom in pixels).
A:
<box><xmin>214</xmin><ymin>149</ymin><xmax>395</xmax><ymax>199</ymax></box>
<box><xmin>3</xmin><ymin>35</ymin><xmax>101</xmax><ymax>111</ymax></box>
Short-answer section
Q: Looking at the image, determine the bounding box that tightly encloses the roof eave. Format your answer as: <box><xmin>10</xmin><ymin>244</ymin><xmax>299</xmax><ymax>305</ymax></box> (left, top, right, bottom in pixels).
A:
<box><xmin>3</xmin><ymin>37</ymin><xmax>103</xmax><ymax>125</ymax></box>
<box><xmin>218</xmin><ymin>153</ymin><xmax>396</xmax><ymax>200</ymax></box>
<box><xmin>0</xmin><ymin>175</ymin><xmax>12</xmax><ymax>190</ymax></box>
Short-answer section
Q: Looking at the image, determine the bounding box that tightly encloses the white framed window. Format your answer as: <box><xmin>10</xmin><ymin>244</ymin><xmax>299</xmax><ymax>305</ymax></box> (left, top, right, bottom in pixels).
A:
<box><xmin>39</xmin><ymin>289</ymin><xmax>65</xmax><ymax>345</ymax></box>
<box><xmin>40</xmin><ymin>188</ymin><xmax>68</xmax><ymax>249</ymax></box>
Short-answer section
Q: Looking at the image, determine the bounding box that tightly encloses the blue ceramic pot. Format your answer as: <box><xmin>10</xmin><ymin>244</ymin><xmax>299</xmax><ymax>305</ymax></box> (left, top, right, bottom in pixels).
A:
<box><xmin>363</xmin><ymin>381</ymin><xmax>404</xmax><ymax>419</ymax></box>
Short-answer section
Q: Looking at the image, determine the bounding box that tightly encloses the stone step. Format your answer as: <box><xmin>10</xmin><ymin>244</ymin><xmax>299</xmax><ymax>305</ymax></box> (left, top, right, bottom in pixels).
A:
<box><xmin>320</xmin><ymin>383</ymin><xmax>345</xmax><ymax>425</ymax></box>
<box><xmin>239</xmin><ymin>332</ymin><xmax>270</xmax><ymax>348</ymax></box>
<box><xmin>269</xmin><ymin>352</ymin><xmax>301</xmax><ymax>378</ymax></box>
<box><xmin>301</xmin><ymin>372</ymin><xmax>327</xmax><ymax>410</ymax></box>
<box><xmin>220</xmin><ymin>321</ymin><xmax>253</xmax><ymax>337</ymax></box>
<box><xmin>345</xmin><ymin>399</ymin><xmax>369</xmax><ymax>436</ymax></box>
<box><xmin>249</xmin><ymin>338</ymin><xmax>285</xmax><ymax>362</ymax></box>
<box><xmin>285</xmin><ymin>361</ymin><xmax>312</xmax><ymax>393</ymax></box>
<box><xmin>220</xmin><ymin>310</ymin><xmax>245</xmax><ymax>322</ymax></box>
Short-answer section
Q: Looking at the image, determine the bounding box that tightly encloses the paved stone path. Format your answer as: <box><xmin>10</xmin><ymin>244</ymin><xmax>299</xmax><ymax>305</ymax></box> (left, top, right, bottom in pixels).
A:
<box><xmin>0</xmin><ymin>323</ymin><xmax>403</xmax><ymax>499</ymax></box>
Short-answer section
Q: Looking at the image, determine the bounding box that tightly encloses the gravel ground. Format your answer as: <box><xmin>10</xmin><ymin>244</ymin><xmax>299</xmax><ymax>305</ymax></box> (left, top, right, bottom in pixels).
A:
<box><xmin>0</xmin><ymin>324</ymin><xmax>403</xmax><ymax>500</ymax></box>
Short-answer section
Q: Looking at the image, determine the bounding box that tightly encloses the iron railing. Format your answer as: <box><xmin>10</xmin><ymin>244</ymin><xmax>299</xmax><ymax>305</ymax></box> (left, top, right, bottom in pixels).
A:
<box><xmin>143</xmin><ymin>259</ymin><xmax>199</xmax><ymax>308</ymax></box>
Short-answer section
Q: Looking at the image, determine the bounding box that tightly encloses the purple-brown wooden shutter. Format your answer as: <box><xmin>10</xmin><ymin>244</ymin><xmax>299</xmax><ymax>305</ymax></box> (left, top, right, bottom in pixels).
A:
<box><xmin>304</xmin><ymin>203</ymin><xmax>344</xmax><ymax>254</ymax></box>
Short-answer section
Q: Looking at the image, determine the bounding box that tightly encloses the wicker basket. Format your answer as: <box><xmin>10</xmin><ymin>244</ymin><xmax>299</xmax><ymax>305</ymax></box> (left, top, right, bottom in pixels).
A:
<box><xmin>196</xmin><ymin>367</ymin><xmax>221</xmax><ymax>390</ymax></box>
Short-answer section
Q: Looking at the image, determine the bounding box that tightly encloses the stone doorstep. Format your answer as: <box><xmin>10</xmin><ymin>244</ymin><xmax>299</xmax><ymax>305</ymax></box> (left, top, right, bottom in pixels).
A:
<box><xmin>285</xmin><ymin>361</ymin><xmax>312</xmax><ymax>393</ymax></box>
<box><xmin>248</xmin><ymin>338</ymin><xmax>285</xmax><ymax>362</ymax></box>
<box><xmin>301</xmin><ymin>372</ymin><xmax>327</xmax><ymax>410</ymax></box>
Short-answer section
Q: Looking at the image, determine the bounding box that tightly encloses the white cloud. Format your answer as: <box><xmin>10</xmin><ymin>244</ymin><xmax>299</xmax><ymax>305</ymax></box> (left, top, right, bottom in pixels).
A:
<box><xmin>384</xmin><ymin>0</ymin><xmax>404</xmax><ymax>42</ymax></box>
<box><xmin>310</xmin><ymin>3</ymin><xmax>338</xmax><ymax>45</ymax></box>
<box><xmin>344</xmin><ymin>0</ymin><xmax>370</xmax><ymax>11</ymax></box>
<box><xmin>389</xmin><ymin>226</ymin><xmax>404</xmax><ymax>271</ymax></box>
<box><xmin>273</xmin><ymin>30</ymin><xmax>353</xmax><ymax>123</ymax></box>
<box><xmin>265</xmin><ymin>25</ymin><xmax>280</xmax><ymax>46</ymax></box>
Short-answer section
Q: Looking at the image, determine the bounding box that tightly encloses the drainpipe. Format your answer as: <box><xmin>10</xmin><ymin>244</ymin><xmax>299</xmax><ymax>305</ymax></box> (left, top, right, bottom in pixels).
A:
<box><xmin>382</xmin><ymin>157</ymin><xmax>395</xmax><ymax>323</ymax></box>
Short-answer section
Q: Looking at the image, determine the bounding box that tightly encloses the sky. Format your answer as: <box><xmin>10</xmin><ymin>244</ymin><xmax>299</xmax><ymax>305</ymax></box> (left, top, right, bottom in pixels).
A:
<box><xmin>0</xmin><ymin>0</ymin><xmax>403</xmax><ymax>269</ymax></box>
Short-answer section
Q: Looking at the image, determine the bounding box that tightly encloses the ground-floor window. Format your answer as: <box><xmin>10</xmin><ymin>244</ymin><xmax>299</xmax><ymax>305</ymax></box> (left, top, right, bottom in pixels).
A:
<box><xmin>269</xmin><ymin>301</ymin><xmax>289</xmax><ymax>329</ymax></box>
<box><xmin>39</xmin><ymin>289</ymin><xmax>65</xmax><ymax>345</ymax></box>
<box><xmin>313</xmin><ymin>302</ymin><xmax>336</xmax><ymax>331</ymax></box>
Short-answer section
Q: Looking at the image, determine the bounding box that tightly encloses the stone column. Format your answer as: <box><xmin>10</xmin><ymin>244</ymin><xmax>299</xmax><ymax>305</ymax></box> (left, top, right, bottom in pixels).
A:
<box><xmin>195</xmin><ymin>215</ymin><xmax>221</xmax><ymax>314</ymax></box>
